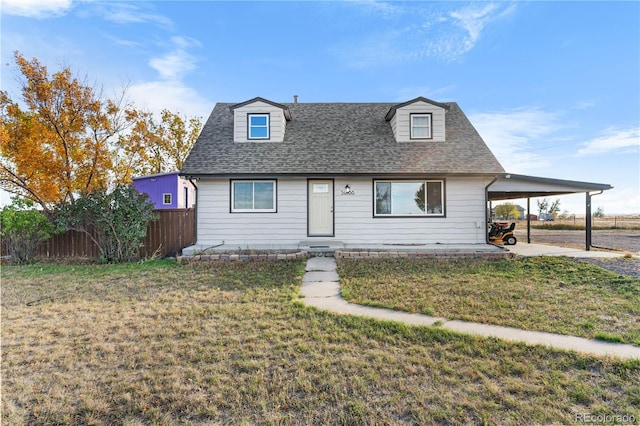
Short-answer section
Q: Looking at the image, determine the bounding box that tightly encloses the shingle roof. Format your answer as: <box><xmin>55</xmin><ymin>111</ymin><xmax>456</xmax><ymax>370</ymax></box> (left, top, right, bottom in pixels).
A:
<box><xmin>384</xmin><ymin>96</ymin><xmax>450</xmax><ymax>120</ymax></box>
<box><xmin>180</xmin><ymin>101</ymin><xmax>505</xmax><ymax>176</ymax></box>
<box><xmin>229</xmin><ymin>97</ymin><xmax>292</xmax><ymax>120</ymax></box>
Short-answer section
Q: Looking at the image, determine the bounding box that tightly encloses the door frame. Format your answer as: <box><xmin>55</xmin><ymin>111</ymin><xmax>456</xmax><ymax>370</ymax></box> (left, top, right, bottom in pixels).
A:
<box><xmin>307</xmin><ymin>178</ymin><xmax>335</xmax><ymax>237</ymax></box>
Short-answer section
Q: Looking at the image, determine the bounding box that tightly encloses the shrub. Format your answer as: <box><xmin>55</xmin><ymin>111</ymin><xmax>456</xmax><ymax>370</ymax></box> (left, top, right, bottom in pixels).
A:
<box><xmin>0</xmin><ymin>197</ymin><xmax>55</xmax><ymax>264</ymax></box>
<box><xmin>55</xmin><ymin>185</ymin><xmax>156</xmax><ymax>263</ymax></box>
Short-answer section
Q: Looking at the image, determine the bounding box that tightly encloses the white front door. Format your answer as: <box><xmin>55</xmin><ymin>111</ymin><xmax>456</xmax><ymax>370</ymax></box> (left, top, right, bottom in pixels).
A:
<box><xmin>308</xmin><ymin>180</ymin><xmax>334</xmax><ymax>236</ymax></box>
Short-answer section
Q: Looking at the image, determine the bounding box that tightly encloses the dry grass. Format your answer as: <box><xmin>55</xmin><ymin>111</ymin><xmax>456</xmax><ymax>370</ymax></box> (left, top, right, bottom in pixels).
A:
<box><xmin>2</xmin><ymin>260</ymin><xmax>640</xmax><ymax>424</ymax></box>
<box><xmin>338</xmin><ymin>257</ymin><xmax>640</xmax><ymax>345</ymax></box>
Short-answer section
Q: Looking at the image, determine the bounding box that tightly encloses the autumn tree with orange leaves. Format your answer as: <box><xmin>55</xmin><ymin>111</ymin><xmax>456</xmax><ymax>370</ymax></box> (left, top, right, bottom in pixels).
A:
<box><xmin>114</xmin><ymin>109</ymin><xmax>201</xmax><ymax>183</ymax></box>
<box><xmin>0</xmin><ymin>51</ymin><xmax>202</xmax><ymax>210</ymax></box>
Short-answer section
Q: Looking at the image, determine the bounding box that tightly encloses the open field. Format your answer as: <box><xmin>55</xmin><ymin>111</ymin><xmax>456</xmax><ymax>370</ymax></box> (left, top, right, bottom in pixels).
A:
<box><xmin>2</xmin><ymin>260</ymin><xmax>640</xmax><ymax>424</ymax></box>
<box><xmin>516</xmin><ymin>216</ymin><xmax>640</xmax><ymax>230</ymax></box>
<box><xmin>339</xmin><ymin>257</ymin><xmax>640</xmax><ymax>345</ymax></box>
<box><xmin>543</xmin><ymin>216</ymin><xmax>640</xmax><ymax>229</ymax></box>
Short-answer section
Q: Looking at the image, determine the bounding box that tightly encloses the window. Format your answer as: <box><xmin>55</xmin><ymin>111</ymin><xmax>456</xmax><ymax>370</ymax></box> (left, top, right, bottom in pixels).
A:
<box><xmin>231</xmin><ymin>180</ymin><xmax>276</xmax><ymax>213</ymax></box>
<box><xmin>163</xmin><ymin>193</ymin><xmax>172</xmax><ymax>205</ymax></box>
<box><xmin>410</xmin><ymin>113</ymin><xmax>432</xmax><ymax>139</ymax></box>
<box><xmin>374</xmin><ymin>180</ymin><xmax>444</xmax><ymax>216</ymax></box>
<box><xmin>248</xmin><ymin>114</ymin><xmax>270</xmax><ymax>139</ymax></box>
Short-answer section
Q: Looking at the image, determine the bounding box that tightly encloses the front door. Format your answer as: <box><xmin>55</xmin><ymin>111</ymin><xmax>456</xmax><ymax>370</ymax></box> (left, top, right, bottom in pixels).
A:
<box><xmin>308</xmin><ymin>179</ymin><xmax>334</xmax><ymax>236</ymax></box>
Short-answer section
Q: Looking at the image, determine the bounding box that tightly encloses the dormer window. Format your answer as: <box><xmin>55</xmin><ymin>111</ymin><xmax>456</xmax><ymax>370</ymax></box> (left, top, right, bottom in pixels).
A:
<box><xmin>231</xmin><ymin>97</ymin><xmax>291</xmax><ymax>143</ymax></box>
<box><xmin>248</xmin><ymin>114</ymin><xmax>270</xmax><ymax>140</ymax></box>
<box><xmin>410</xmin><ymin>113</ymin><xmax>432</xmax><ymax>139</ymax></box>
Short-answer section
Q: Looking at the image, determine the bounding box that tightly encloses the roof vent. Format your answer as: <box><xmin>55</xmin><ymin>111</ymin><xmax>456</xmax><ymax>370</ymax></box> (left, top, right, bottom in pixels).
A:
<box><xmin>293</xmin><ymin>95</ymin><xmax>299</xmax><ymax>104</ymax></box>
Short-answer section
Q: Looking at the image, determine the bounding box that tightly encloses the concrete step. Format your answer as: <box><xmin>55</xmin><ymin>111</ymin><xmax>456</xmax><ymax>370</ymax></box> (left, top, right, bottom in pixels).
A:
<box><xmin>305</xmin><ymin>257</ymin><xmax>337</xmax><ymax>272</ymax></box>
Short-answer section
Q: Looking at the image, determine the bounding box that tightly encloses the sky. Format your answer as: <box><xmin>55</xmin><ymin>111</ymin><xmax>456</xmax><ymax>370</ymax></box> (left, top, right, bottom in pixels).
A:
<box><xmin>1</xmin><ymin>0</ymin><xmax>639</xmax><ymax>215</ymax></box>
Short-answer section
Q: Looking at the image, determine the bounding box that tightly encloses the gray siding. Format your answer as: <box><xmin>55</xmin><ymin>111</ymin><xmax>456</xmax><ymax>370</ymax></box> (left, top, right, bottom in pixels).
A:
<box><xmin>233</xmin><ymin>101</ymin><xmax>287</xmax><ymax>143</ymax></box>
<box><xmin>391</xmin><ymin>101</ymin><xmax>446</xmax><ymax>142</ymax></box>
<box><xmin>195</xmin><ymin>177</ymin><xmax>490</xmax><ymax>246</ymax></box>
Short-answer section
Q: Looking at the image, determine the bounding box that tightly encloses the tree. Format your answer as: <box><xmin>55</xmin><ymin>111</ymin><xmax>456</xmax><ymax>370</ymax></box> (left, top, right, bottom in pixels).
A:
<box><xmin>537</xmin><ymin>198</ymin><xmax>561</xmax><ymax>218</ymax></box>
<box><xmin>537</xmin><ymin>198</ymin><xmax>549</xmax><ymax>216</ymax></box>
<box><xmin>549</xmin><ymin>199</ymin><xmax>561</xmax><ymax>217</ymax></box>
<box><xmin>1</xmin><ymin>52</ymin><xmax>203</xmax><ymax>209</ymax></box>
<box><xmin>0</xmin><ymin>197</ymin><xmax>56</xmax><ymax>264</ymax></box>
<box><xmin>495</xmin><ymin>203</ymin><xmax>519</xmax><ymax>219</ymax></box>
<box><xmin>0</xmin><ymin>52</ymin><xmax>133</xmax><ymax>210</ymax></box>
<box><xmin>55</xmin><ymin>185</ymin><xmax>156</xmax><ymax>263</ymax></box>
<box><xmin>115</xmin><ymin>109</ymin><xmax>202</xmax><ymax>181</ymax></box>
<box><xmin>414</xmin><ymin>183</ymin><xmax>426</xmax><ymax>212</ymax></box>
<box><xmin>594</xmin><ymin>207</ymin><xmax>605</xmax><ymax>218</ymax></box>
<box><xmin>157</xmin><ymin>109</ymin><xmax>202</xmax><ymax>171</ymax></box>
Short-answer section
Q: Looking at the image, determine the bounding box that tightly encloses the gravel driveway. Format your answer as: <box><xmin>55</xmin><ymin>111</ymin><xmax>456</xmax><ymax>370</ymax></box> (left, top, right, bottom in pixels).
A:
<box><xmin>514</xmin><ymin>228</ymin><xmax>640</xmax><ymax>253</ymax></box>
<box><xmin>513</xmin><ymin>228</ymin><xmax>640</xmax><ymax>277</ymax></box>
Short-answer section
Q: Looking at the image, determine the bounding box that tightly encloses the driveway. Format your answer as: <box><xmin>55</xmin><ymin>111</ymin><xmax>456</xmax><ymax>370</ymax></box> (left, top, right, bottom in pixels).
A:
<box><xmin>506</xmin><ymin>243</ymin><xmax>624</xmax><ymax>258</ymax></box>
<box><xmin>514</xmin><ymin>228</ymin><xmax>640</xmax><ymax>253</ymax></box>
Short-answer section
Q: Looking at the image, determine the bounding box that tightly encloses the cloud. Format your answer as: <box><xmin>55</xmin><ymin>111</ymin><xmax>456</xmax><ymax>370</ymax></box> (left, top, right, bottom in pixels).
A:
<box><xmin>93</xmin><ymin>2</ymin><xmax>172</xmax><ymax>27</ymax></box>
<box><xmin>348</xmin><ymin>0</ymin><xmax>405</xmax><ymax>19</ymax></box>
<box><xmin>339</xmin><ymin>2</ymin><xmax>515</xmax><ymax>67</ymax></box>
<box><xmin>103</xmin><ymin>34</ymin><xmax>143</xmax><ymax>49</ymax></box>
<box><xmin>469</xmin><ymin>108</ymin><xmax>562</xmax><ymax>174</ymax></box>
<box><xmin>449</xmin><ymin>3</ymin><xmax>514</xmax><ymax>55</ymax></box>
<box><xmin>595</xmin><ymin>187</ymin><xmax>640</xmax><ymax>216</ymax></box>
<box><xmin>393</xmin><ymin>85</ymin><xmax>457</xmax><ymax>102</ymax></box>
<box><xmin>130</xmin><ymin>34</ymin><xmax>208</xmax><ymax>118</ymax></box>
<box><xmin>577</xmin><ymin>127</ymin><xmax>640</xmax><ymax>156</ymax></box>
<box><xmin>127</xmin><ymin>80</ymin><xmax>212</xmax><ymax>121</ymax></box>
<box><xmin>148</xmin><ymin>37</ymin><xmax>201</xmax><ymax>81</ymax></box>
<box><xmin>1</xmin><ymin>0</ymin><xmax>72</xmax><ymax>18</ymax></box>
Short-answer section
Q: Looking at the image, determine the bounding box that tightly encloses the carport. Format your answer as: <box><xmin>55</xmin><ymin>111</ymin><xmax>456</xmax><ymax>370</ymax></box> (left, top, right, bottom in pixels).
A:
<box><xmin>487</xmin><ymin>174</ymin><xmax>613</xmax><ymax>250</ymax></box>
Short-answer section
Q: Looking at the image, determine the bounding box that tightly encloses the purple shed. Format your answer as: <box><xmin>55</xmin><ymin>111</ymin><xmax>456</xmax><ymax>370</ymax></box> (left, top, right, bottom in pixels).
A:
<box><xmin>132</xmin><ymin>171</ymin><xmax>196</xmax><ymax>210</ymax></box>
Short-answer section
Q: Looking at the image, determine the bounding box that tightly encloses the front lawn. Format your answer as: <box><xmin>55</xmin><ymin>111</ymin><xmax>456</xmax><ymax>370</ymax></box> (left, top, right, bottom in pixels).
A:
<box><xmin>2</xmin><ymin>260</ymin><xmax>639</xmax><ymax>424</ymax></box>
<box><xmin>338</xmin><ymin>257</ymin><xmax>640</xmax><ymax>345</ymax></box>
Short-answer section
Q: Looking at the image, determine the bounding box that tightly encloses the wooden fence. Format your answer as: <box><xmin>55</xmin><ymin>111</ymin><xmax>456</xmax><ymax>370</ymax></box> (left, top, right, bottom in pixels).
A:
<box><xmin>2</xmin><ymin>209</ymin><xmax>196</xmax><ymax>260</ymax></box>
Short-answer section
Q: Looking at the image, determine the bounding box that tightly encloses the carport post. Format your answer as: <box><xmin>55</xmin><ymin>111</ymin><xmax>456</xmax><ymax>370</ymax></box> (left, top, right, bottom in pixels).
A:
<box><xmin>585</xmin><ymin>190</ymin><xmax>604</xmax><ymax>251</ymax></box>
<box><xmin>585</xmin><ymin>192</ymin><xmax>592</xmax><ymax>251</ymax></box>
<box><xmin>527</xmin><ymin>197</ymin><xmax>531</xmax><ymax>243</ymax></box>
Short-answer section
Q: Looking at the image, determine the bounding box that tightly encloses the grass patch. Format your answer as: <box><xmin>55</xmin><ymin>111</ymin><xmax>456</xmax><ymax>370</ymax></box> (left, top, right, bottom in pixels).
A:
<box><xmin>338</xmin><ymin>257</ymin><xmax>640</xmax><ymax>345</ymax></box>
<box><xmin>2</xmin><ymin>260</ymin><xmax>640</xmax><ymax>424</ymax></box>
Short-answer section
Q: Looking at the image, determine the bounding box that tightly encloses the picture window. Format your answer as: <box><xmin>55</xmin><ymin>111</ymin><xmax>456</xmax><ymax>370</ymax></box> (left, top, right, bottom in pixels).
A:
<box><xmin>374</xmin><ymin>180</ymin><xmax>444</xmax><ymax>216</ymax></box>
<box><xmin>231</xmin><ymin>180</ymin><xmax>277</xmax><ymax>212</ymax></box>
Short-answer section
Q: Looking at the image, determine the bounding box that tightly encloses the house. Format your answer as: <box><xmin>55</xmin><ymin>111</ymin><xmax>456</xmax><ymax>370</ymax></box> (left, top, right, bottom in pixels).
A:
<box><xmin>180</xmin><ymin>96</ymin><xmax>507</xmax><ymax>249</ymax></box>
<box><xmin>132</xmin><ymin>171</ymin><xmax>196</xmax><ymax>210</ymax></box>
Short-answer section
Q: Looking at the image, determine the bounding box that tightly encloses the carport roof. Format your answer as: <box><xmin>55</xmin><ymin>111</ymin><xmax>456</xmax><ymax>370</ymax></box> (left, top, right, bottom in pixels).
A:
<box><xmin>488</xmin><ymin>173</ymin><xmax>613</xmax><ymax>201</ymax></box>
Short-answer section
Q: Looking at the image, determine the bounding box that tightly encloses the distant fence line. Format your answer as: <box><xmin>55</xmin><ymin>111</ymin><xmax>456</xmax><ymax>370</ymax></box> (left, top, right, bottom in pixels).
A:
<box><xmin>516</xmin><ymin>216</ymin><xmax>640</xmax><ymax>229</ymax></box>
<box><xmin>1</xmin><ymin>208</ymin><xmax>195</xmax><ymax>260</ymax></box>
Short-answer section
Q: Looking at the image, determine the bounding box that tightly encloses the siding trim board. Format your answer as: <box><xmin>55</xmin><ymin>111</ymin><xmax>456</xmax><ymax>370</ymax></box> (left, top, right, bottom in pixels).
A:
<box><xmin>183</xmin><ymin>172</ymin><xmax>498</xmax><ymax>179</ymax></box>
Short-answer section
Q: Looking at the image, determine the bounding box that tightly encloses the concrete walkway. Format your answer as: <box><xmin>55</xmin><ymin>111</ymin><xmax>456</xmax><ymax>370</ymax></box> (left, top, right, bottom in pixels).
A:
<box><xmin>507</xmin><ymin>243</ymin><xmax>625</xmax><ymax>258</ymax></box>
<box><xmin>300</xmin><ymin>257</ymin><xmax>640</xmax><ymax>359</ymax></box>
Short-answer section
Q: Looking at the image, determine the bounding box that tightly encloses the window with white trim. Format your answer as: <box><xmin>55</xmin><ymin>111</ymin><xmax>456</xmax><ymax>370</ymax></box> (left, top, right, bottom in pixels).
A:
<box><xmin>410</xmin><ymin>113</ymin><xmax>432</xmax><ymax>139</ymax></box>
<box><xmin>374</xmin><ymin>180</ymin><xmax>444</xmax><ymax>216</ymax></box>
<box><xmin>231</xmin><ymin>180</ymin><xmax>276</xmax><ymax>213</ymax></box>
<box><xmin>163</xmin><ymin>193</ymin><xmax>172</xmax><ymax>205</ymax></box>
<box><xmin>248</xmin><ymin>114</ymin><xmax>270</xmax><ymax>139</ymax></box>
